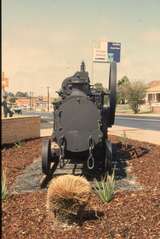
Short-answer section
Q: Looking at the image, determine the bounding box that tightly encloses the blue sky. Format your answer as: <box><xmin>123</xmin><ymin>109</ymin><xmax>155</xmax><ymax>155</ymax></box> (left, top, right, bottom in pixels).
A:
<box><xmin>2</xmin><ymin>0</ymin><xmax>160</xmax><ymax>96</ymax></box>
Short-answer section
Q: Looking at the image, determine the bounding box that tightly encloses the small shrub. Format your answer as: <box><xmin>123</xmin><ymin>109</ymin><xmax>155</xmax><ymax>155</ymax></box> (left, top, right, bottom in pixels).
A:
<box><xmin>2</xmin><ymin>169</ymin><xmax>8</xmax><ymax>201</ymax></box>
<box><xmin>120</xmin><ymin>130</ymin><xmax>128</xmax><ymax>149</ymax></box>
<box><xmin>46</xmin><ymin>175</ymin><xmax>91</xmax><ymax>223</ymax></box>
<box><xmin>15</xmin><ymin>140</ymin><xmax>22</xmax><ymax>148</ymax></box>
<box><xmin>94</xmin><ymin>170</ymin><xmax>115</xmax><ymax>203</ymax></box>
<box><xmin>126</xmin><ymin>81</ymin><xmax>147</xmax><ymax>114</ymax></box>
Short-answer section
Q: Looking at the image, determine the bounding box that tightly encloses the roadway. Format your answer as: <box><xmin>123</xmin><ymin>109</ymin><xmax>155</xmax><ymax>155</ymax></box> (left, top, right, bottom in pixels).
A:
<box><xmin>22</xmin><ymin>111</ymin><xmax>160</xmax><ymax>131</ymax></box>
<box><xmin>115</xmin><ymin>115</ymin><xmax>160</xmax><ymax>131</ymax></box>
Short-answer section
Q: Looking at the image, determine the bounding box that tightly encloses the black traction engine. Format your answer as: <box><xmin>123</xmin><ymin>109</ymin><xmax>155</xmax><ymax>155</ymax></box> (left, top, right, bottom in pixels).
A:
<box><xmin>42</xmin><ymin>61</ymin><xmax>117</xmax><ymax>176</ymax></box>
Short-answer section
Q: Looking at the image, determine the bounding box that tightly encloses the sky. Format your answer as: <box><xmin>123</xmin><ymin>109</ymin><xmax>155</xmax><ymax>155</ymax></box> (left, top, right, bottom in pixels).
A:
<box><xmin>2</xmin><ymin>0</ymin><xmax>160</xmax><ymax>96</ymax></box>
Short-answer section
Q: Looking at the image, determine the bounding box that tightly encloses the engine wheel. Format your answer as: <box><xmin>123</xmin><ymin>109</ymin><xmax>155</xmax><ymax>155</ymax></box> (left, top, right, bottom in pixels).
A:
<box><xmin>42</xmin><ymin>139</ymin><xmax>52</xmax><ymax>175</ymax></box>
<box><xmin>105</xmin><ymin>140</ymin><xmax>112</xmax><ymax>174</ymax></box>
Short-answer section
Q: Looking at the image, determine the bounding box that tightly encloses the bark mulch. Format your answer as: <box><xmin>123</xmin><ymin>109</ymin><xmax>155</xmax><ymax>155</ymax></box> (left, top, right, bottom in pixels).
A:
<box><xmin>2</xmin><ymin>138</ymin><xmax>42</xmax><ymax>188</ymax></box>
<box><xmin>2</xmin><ymin>136</ymin><xmax>160</xmax><ymax>239</ymax></box>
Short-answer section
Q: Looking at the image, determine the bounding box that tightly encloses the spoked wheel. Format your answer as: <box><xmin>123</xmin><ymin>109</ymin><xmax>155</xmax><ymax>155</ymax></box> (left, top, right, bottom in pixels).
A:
<box><xmin>42</xmin><ymin>139</ymin><xmax>52</xmax><ymax>175</ymax></box>
<box><xmin>59</xmin><ymin>137</ymin><xmax>66</xmax><ymax>168</ymax></box>
<box><xmin>105</xmin><ymin>140</ymin><xmax>113</xmax><ymax>174</ymax></box>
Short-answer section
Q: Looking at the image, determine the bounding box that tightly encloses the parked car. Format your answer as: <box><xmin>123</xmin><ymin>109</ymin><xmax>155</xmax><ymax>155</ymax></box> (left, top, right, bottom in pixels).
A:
<box><xmin>12</xmin><ymin>106</ymin><xmax>22</xmax><ymax>114</ymax></box>
<box><xmin>22</xmin><ymin>105</ymin><xmax>31</xmax><ymax>111</ymax></box>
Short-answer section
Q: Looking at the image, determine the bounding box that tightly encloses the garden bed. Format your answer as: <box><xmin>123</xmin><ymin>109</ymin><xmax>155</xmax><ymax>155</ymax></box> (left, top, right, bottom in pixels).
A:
<box><xmin>2</xmin><ymin>136</ymin><xmax>160</xmax><ymax>239</ymax></box>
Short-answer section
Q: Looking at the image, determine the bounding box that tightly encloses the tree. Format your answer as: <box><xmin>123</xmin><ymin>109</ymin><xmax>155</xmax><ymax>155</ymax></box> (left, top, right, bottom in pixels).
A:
<box><xmin>15</xmin><ymin>91</ymin><xmax>29</xmax><ymax>97</ymax></box>
<box><xmin>117</xmin><ymin>76</ymin><xmax>130</xmax><ymax>104</ymax></box>
<box><xmin>7</xmin><ymin>92</ymin><xmax>15</xmax><ymax>98</ymax></box>
<box><xmin>126</xmin><ymin>81</ymin><xmax>147</xmax><ymax>114</ymax></box>
<box><xmin>94</xmin><ymin>82</ymin><xmax>108</xmax><ymax>105</ymax></box>
<box><xmin>118</xmin><ymin>76</ymin><xmax>130</xmax><ymax>87</ymax></box>
<box><xmin>94</xmin><ymin>82</ymin><xmax>105</xmax><ymax>91</ymax></box>
<box><xmin>52</xmin><ymin>97</ymin><xmax>61</xmax><ymax>105</ymax></box>
<box><xmin>6</xmin><ymin>92</ymin><xmax>16</xmax><ymax>104</ymax></box>
<box><xmin>9</xmin><ymin>97</ymin><xmax>16</xmax><ymax>104</ymax></box>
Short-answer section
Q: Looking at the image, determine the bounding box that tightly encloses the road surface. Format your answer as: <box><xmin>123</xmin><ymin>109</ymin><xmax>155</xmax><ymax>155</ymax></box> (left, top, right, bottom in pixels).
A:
<box><xmin>22</xmin><ymin>111</ymin><xmax>160</xmax><ymax>131</ymax></box>
<box><xmin>115</xmin><ymin>115</ymin><xmax>160</xmax><ymax>131</ymax></box>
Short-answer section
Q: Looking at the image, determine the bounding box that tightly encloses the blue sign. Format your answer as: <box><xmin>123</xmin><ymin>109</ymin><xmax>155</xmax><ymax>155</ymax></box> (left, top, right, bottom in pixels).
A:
<box><xmin>107</xmin><ymin>42</ymin><xmax>121</xmax><ymax>63</ymax></box>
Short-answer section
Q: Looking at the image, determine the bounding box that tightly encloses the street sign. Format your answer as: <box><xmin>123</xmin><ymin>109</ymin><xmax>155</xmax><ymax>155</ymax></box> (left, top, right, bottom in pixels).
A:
<box><xmin>93</xmin><ymin>48</ymin><xmax>107</xmax><ymax>62</ymax></box>
<box><xmin>107</xmin><ymin>42</ymin><xmax>121</xmax><ymax>63</ymax></box>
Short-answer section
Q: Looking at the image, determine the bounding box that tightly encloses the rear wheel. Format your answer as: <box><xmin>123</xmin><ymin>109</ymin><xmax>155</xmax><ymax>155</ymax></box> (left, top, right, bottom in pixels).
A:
<box><xmin>105</xmin><ymin>140</ymin><xmax>112</xmax><ymax>174</ymax></box>
<box><xmin>42</xmin><ymin>139</ymin><xmax>52</xmax><ymax>175</ymax></box>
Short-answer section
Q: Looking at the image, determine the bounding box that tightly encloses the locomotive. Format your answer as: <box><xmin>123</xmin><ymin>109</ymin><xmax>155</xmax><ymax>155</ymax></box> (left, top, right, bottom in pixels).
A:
<box><xmin>42</xmin><ymin>61</ymin><xmax>117</xmax><ymax>176</ymax></box>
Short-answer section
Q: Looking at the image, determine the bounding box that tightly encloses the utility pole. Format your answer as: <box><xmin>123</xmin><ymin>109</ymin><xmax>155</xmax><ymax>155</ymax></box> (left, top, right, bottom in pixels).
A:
<box><xmin>30</xmin><ymin>91</ymin><xmax>33</xmax><ymax>111</ymax></box>
<box><xmin>47</xmin><ymin>87</ymin><xmax>50</xmax><ymax>112</ymax></box>
<box><xmin>30</xmin><ymin>91</ymin><xmax>32</xmax><ymax>111</ymax></box>
<box><xmin>32</xmin><ymin>92</ymin><xmax>34</xmax><ymax>111</ymax></box>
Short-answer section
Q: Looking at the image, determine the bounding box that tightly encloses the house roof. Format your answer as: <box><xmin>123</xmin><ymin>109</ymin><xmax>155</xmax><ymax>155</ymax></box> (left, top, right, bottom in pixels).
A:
<box><xmin>148</xmin><ymin>80</ymin><xmax>160</xmax><ymax>87</ymax></box>
<box><xmin>146</xmin><ymin>81</ymin><xmax>160</xmax><ymax>93</ymax></box>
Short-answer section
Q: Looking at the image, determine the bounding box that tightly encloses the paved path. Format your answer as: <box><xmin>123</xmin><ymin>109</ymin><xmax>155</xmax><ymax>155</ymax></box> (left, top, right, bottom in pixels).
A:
<box><xmin>109</xmin><ymin>125</ymin><xmax>160</xmax><ymax>145</ymax></box>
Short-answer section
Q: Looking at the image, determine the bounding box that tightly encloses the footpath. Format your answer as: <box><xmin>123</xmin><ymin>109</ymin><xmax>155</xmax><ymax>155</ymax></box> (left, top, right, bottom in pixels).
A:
<box><xmin>108</xmin><ymin>125</ymin><xmax>160</xmax><ymax>145</ymax></box>
<box><xmin>41</xmin><ymin>127</ymin><xmax>160</xmax><ymax>146</ymax></box>
<box><xmin>113</xmin><ymin>113</ymin><xmax>160</xmax><ymax>145</ymax></box>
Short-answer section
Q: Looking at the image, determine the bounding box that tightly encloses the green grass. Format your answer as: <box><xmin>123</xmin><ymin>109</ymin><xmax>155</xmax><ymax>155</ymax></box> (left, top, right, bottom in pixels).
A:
<box><xmin>93</xmin><ymin>170</ymin><xmax>115</xmax><ymax>203</ymax></box>
<box><xmin>15</xmin><ymin>140</ymin><xmax>23</xmax><ymax>148</ymax></box>
<box><xmin>2</xmin><ymin>170</ymin><xmax>8</xmax><ymax>201</ymax></box>
<box><xmin>120</xmin><ymin>130</ymin><xmax>128</xmax><ymax>148</ymax></box>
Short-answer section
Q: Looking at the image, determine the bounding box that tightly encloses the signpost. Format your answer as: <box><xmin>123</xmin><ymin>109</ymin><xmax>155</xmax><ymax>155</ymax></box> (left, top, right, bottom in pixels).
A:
<box><xmin>93</xmin><ymin>41</ymin><xmax>121</xmax><ymax>63</ymax></box>
<box><xmin>92</xmin><ymin>41</ymin><xmax>121</xmax><ymax>83</ymax></box>
<box><xmin>93</xmin><ymin>48</ymin><xmax>107</xmax><ymax>63</ymax></box>
<box><xmin>107</xmin><ymin>42</ymin><xmax>121</xmax><ymax>63</ymax></box>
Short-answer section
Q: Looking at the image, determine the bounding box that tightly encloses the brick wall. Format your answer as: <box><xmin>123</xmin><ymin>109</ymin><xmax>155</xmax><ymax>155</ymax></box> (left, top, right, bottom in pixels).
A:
<box><xmin>2</xmin><ymin>116</ymin><xmax>40</xmax><ymax>144</ymax></box>
<box><xmin>152</xmin><ymin>106</ymin><xmax>160</xmax><ymax>113</ymax></box>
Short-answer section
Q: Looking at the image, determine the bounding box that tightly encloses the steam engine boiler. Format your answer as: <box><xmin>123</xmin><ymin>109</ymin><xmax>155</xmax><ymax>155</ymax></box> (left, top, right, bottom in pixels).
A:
<box><xmin>42</xmin><ymin>61</ymin><xmax>117</xmax><ymax>176</ymax></box>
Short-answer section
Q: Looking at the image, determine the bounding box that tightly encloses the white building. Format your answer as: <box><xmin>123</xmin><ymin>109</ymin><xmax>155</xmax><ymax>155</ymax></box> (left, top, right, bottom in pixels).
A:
<box><xmin>145</xmin><ymin>81</ymin><xmax>160</xmax><ymax>113</ymax></box>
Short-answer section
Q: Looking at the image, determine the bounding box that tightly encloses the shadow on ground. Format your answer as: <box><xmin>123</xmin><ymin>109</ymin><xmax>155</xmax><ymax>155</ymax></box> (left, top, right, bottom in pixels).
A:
<box><xmin>41</xmin><ymin>142</ymin><xmax>150</xmax><ymax>190</ymax></box>
<box><xmin>11</xmin><ymin>142</ymin><xmax>150</xmax><ymax>194</ymax></box>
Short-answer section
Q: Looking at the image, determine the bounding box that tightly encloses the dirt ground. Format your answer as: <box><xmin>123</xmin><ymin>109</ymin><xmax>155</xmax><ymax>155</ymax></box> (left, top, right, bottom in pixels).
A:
<box><xmin>2</xmin><ymin>136</ymin><xmax>160</xmax><ymax>239</ymax></box>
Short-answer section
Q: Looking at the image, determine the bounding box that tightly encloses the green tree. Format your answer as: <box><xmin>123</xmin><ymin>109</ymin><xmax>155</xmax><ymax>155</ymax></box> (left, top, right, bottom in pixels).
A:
<box><xmin>94</xmin><ymin>82</ymin><xmax>108</xmax><ymax>105</ymax></box>
<box><xmin>7</xmin><ymin>92</ymin><xmax>15</xmax><ymax>98</ymax></box>
<box><xmin>118</xmin><ymin>76</ymin><xmax>130</xmax><ymax>87</ymax></box>
<box><xmin>6</xmin><ymin>92</ymin><xmax>16</xmax><ymax>104</ymax></box>
<box><xmin>52</xmin><ymin>97</ymin><xmax>60</xmax><ymax>105</ymax></box>
<box><xmin>94</xmin><ymin>82</ymin><xmax>105</xmax><ymax>91</ymax></box>
<box><xmin>9</xmin><ymin>97</ymin><xmax>16</xmax><ymax>104</ymax></box>
<box><xmin>117</xmin><ymin>76</ymin><xmax>130</xmax><ymax>104</ymax></box>
<box><xmin>126</xmin><ymin>81</ymin><xmax>147</xmax><ymax>114</ymax></box>
<box><xmin>15</xmin><ymin>91</ymin><xmax>29</xmax><ymax>97</ymax></box>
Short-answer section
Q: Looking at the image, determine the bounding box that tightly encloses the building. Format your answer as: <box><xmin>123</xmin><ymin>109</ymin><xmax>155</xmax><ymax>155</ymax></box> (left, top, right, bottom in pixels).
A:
<box><xmin>16</xmin><ymin>97</ymin><xmax>31</xmax><ymax>109</ymax></box>
<box><xmin>145</xmin><ymin>81</ymin><xmax>160</xmax><ymax>113</ymax></box>
<box><xmin>15</xmin><ymin>96</ymin><xmax>54</xmax><ymax>111</ymax></box>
